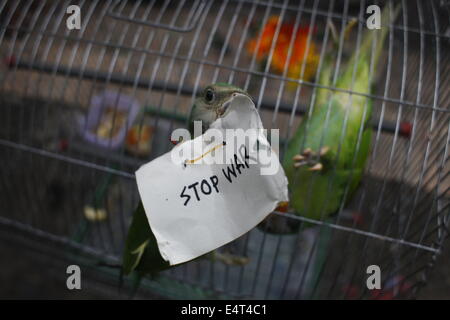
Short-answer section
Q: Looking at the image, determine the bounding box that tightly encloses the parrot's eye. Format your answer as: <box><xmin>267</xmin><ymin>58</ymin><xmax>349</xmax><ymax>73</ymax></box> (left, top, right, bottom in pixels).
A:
<box><xmin>205</xmin><ymin>88</ymin><xmax>215</xmax><ymax>103</ymax></box>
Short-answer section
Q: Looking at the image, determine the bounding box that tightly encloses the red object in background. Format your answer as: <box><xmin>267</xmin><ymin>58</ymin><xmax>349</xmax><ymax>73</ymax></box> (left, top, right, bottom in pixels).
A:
<box><xmin>371</xmin><ymin>289</ymin><xmax>395</xmax><ymax>300</ymax></box>
<box><xmin>59</xmin><ymin>139</ymin><xmax>69</xmax><ymax>151</ymax></box>
<box><xmin>247</xmin><ymin>16</ymin><xmax>320</xmax><ymax>82</ymax></box>
<box><xmin>400</xmin><ymin>122</ymin><xmax>413</xmax><ymax>138</ymax></box>
<box><xmin>351</xmin><ymin>211</ymin><xmax>364</xmax><ymax>227</ymax></box>
<box><xmin>4</xmin><ymin>55</ymin><xmax>16</xmax><ymax>68</ymax></box>
<box><xmin>170</xmin><ymin>135</ymin><xmax>187</xmax><ymax>146</ymax></box>
<box><xmin>342</xmin><ymin>275</ymin><xmax>413</xmax><ymax>300</ymax></box>
<box><xmin>371</xmin><ymin>275</ymin><xmax>412</xmax><ymax>300</ymax></box>
<box><xmin>342</xmin><ymin>284</ymin><xmax>360</xmax><ymax>299</ymax></box>
<box><xmin>275</xmin><ymin>201</ymin><xmax>289</xmax><ymax>213</ymax></box>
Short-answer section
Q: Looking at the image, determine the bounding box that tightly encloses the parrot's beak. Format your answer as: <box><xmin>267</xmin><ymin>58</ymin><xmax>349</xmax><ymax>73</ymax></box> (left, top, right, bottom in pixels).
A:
<box><xmin>217</xmin><ymin>93</ymin><xmax>249</xmax><ymax>118</ymax></box>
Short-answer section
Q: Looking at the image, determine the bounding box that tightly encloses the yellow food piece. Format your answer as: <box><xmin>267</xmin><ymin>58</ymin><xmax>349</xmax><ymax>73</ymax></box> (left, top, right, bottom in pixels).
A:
<box><xmin>93</xmin><ymin>108</ymin><xmax>127</xmax><ymax>139</ymax></box>
<box><xmin>84</xmin><ymin>206</ymin><xmax>108</xmax><ymax>222</ymax></box>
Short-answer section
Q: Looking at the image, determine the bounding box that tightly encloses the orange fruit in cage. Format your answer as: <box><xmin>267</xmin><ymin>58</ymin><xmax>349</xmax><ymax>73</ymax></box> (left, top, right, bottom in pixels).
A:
<box><xmin>247</xmin><ymin>16</ymin><xmax>319</xmax><ymax>83</ymax></box>
<box><xmin>126</xmin><ymin>124</ymin><xmax>154</xmax><ymax>157</ymax></box>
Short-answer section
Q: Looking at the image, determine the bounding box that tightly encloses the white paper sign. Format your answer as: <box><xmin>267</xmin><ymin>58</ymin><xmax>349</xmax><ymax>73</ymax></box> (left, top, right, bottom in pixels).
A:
<box><xmin>135</xmin><ymin>94</ymin><xmax>288</xmax><ymax>265</ymax></box>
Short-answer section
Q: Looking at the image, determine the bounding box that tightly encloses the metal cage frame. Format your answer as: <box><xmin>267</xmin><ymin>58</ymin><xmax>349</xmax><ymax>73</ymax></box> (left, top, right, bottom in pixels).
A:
<box><xmin>0</xmin><ymin>0</ymin><xmax>449</xmax><ymax>299</ymax></box>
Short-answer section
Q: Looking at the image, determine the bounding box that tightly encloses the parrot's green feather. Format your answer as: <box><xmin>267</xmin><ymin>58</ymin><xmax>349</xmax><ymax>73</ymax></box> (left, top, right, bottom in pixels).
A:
<box><xmin>283</xmin><ymin>4</ymin><xmax>399</xmax><ymax>221</ymax></box>
<box><xmin>122</xmin><ymin>202</ymin><xmax>169</xmax><ymax>276</ymax></box>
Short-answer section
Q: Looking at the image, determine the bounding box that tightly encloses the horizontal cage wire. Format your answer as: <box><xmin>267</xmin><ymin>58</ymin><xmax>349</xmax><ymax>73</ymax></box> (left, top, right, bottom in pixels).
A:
<box><xmin>0</xmin><ymin>0</ymin><xmax>449</xmax><ymax>299</ymax></box>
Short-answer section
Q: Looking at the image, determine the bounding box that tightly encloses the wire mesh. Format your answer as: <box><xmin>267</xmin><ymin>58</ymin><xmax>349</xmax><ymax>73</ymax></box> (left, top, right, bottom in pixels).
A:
<box><xmin>0</xmin><ymin>0</ymin><xmax>448</xmax><ymax>299</ymax></box>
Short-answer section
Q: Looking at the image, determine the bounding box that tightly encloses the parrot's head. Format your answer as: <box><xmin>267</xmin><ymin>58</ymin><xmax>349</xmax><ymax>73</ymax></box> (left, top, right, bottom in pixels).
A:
<box><xmin>189</xmin><ymin>83</ymin><xmax>251</xmax><ymax>134</ymax></box>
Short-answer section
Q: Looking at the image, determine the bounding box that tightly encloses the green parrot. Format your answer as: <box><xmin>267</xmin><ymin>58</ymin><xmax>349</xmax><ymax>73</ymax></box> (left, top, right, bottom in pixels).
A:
<box><xmin>122</xmin><ymin>83</ymin><xmax>251</xmax><ymax>287</ymax></box>
<box><xmin>279</xmin><ymin>4</ymin><xmax>399</xmax><ymax>225</ymax></box>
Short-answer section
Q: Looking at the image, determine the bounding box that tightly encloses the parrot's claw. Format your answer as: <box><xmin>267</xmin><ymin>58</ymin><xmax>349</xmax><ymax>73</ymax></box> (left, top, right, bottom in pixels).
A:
<box><xmin>292</xmin><ymin>151</ymin><xmax>312</xmax><ymax>168</ymax></box>
<box><xmin>308</xmin><ymin>163</ymin><xmax>323</xmax><ymax>171</ymax></box>
<box><xmin>303</xmin><ymin>148</ymin><xmax>313</xmax><ymax>156</ymax></box>
<box><xmin>293</xmin><ymin>154</ymin><xmax>305</xmax><ymax>162</ymax></box>
<box><xmin>319</xmin><ymin>146</ymin><xmax>330</xmax><ymax>156</ymax></box>
<box><xmin>293</xmin><ymin>161</ymin><xmax>307</xmax><ymax>168</ymax></box>
<box><xmin>293</xmin><ymin>146</ymin><xmax>329</xmax><ymax>171</ymax></box>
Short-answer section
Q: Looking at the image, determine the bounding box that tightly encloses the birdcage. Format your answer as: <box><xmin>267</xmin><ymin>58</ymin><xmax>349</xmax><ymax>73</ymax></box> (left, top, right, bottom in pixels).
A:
<box><xmin>0</xmin><ymin>0</ymin><xmax>449</xmax><ymax>299</ymax></box>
